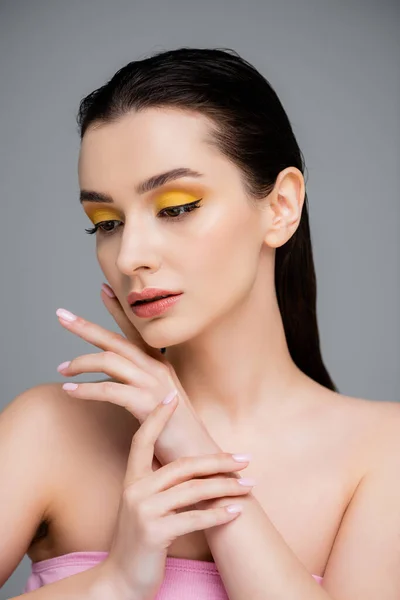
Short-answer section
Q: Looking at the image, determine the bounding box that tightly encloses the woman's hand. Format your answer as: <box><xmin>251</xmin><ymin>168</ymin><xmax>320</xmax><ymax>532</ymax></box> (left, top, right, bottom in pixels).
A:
<box><xmin>55</xmin><ymin>284</ymin><xmax>219</xmax><ymax>466</ymax></box>
<box><xmin>99</xmin><ymin>393</ymin><xmax>253</xmax><ymax>600</ymax></box>
<box><xmin>98</xmin><ymin>283</ymin><xmax>189</xmax><ymax>416</ymax></box>
<box><xmin>98</xmin><ymin>283</ymin><xmax>170</xmax><ymax>364</ymax></box>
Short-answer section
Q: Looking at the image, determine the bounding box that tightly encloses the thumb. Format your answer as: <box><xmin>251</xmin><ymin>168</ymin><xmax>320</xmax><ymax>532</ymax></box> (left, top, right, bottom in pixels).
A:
<box><xmin>124</xmin><ymin>390</ymin><xmax>179</xmax><ymax>487</ymax></box>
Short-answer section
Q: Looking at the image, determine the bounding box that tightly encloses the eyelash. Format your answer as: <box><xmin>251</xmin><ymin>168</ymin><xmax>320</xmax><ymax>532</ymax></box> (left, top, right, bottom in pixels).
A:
<box><xmin>84</xmin><ymin>199</ymin><xmax>203</xmax><ymax>236</ymax></box>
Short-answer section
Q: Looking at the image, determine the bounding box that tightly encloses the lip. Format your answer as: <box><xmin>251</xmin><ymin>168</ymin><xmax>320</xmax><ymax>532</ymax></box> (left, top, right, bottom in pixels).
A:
<box><xmin>126</xmin><ymin>288</ymin><xmax>183</xmax><ymax>305</ymax></box>
<box><xmin>130</xmin><ymin>293</ymin><xmax>183</xmax><ymax>318</ymax></box>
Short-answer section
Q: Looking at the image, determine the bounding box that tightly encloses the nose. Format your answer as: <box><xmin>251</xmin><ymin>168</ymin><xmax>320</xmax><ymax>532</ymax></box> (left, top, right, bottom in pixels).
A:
<box><xmin>115</xmin><ymin>219</ymin><xmax>160</xmax><ymax>277</ymax></box>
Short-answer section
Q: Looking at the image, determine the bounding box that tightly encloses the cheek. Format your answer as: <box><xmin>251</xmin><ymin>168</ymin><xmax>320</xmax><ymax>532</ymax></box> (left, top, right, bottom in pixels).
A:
<box><xmin>189</xmin><ymin>214</ymin><xmax>256</xmax><ymax>303</ymax></box>
<box><xmin>96</xmin><ymin>244</ymin><xmax>120</xmax><ymax>288</ymax></box>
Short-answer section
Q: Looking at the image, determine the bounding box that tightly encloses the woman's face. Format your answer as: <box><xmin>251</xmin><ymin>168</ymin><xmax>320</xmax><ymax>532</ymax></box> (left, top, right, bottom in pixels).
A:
<box><xmin>78</xmin><ymin>108</ymin><xmax>272</xmax><ymax>349</ymax></box>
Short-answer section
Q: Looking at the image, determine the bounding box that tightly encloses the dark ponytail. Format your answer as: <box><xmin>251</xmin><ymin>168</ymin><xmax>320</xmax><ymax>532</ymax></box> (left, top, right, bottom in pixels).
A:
<box><xmin>76</xmin><ymin>47</ymin><xmax>338</xmax><ymax>392</ymax></box>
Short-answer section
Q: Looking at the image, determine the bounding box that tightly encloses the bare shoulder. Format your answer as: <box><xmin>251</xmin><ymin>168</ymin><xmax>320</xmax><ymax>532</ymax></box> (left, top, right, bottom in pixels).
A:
<box><xmin>0</xmin><ymin>382</ymin><xmax>73</xmax><ymax>456</ymax></box>
<box><xmin>0</xmin><ymin>380</ymin><xmax>138</xmax><ymax>574</ymax></box>
<box><xmin>2</xmin><ymin>381</ymin><xmax>65</xmax><ymax>419</ymax></box>
<box><xmin>320</xmin><ymin>388</ymin><xmax>400</xmax><ymax>463</ymax></box>
<box><xmin>338</xmin><ymin>392</ymin><xmax>400</xmax><ymax>434</ymax></box>
<box><xmin>0</xmin><ymin>382</ymin><xmax>78</xmax><ymax>581</ymax></box>
<box><xmin>1</xmin><ymin>380</ymin><xmax>115</xmax><ymax>465</ymax></box>
<box><xmin>354</xmin><ymin>395</ymin><xmax>400</xmax><ymax>457</ymax></box>
<box><xmin>320</xmin><ymin>395</ymin><xmax>400</xmax><ymax>593</ymax></box>
<box><xmin>3</xmin><ymin>378</ymin><xmax>139</xmax><ymax>478</ymax></box>
<box><xmin>25</xmin><ymin>378</ymin><xmax>139</xmax><ymax>446</ymax></box>
<box><xmin>3</xmin><ymin>380</ymin><xmax>112</xmax><ymax>433</ymax></box>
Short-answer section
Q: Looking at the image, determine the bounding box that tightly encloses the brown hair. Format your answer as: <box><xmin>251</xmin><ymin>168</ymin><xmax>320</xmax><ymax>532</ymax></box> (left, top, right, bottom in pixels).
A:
<box><xmin>77</xmin><ymin>47</ymin><xmax>338</xmax><ymax>392</ymax></box>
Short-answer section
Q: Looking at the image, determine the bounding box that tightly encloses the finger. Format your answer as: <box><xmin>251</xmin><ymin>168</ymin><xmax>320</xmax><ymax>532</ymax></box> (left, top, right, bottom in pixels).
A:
<box><xmin>124</xmin><ymin>391</ymin><xmax>179</xmax><ymax>487</ymax></box>
<box><xmin>57</xmin><ymin>351</ymin><xmax>154</xmax><ymax>388</ymax></box>
<box><xmin>56</xmin><ymin>308</ymin><xmax>163</xmax><ymax>376</ymax></box>
<box><xmin>100</xmin><ymin>286</ymin><xmax>166</xmax><ymax>363</ymax></box>
<box><xmin>159</xmin><ymin>504</ymin><xmax>243</xmax><ymax>539</ymax></box>
<box><xmin>149</xmin><ymin>473</ymin><xmax>254</xmax><ymax>515</ymax></box>
<box><xmin>139</xmin><ymin>453</ymin><xmax>251</xmax><ymax>497</ymax></box>
<box><xmin>163</xmin><ymin>360</ymin><xmax>183</xmax><ymax>390</ymax></box>
<box><xmin>61</xmin><ymin>380</ymin><xmax>155</xmax><ymax>422</ymax></box>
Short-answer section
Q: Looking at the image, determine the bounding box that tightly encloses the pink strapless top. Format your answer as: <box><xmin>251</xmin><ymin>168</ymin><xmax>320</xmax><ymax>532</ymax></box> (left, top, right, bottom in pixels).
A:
<box><xmin>23</xmin><ymin>551</ymin><xmax>323</xmax><ymax>598</ymax></box>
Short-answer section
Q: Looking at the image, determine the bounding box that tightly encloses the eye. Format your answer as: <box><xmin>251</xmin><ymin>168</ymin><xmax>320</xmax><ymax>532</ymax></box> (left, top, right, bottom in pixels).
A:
<box><xmin>84</xmin><ymin>199</ymin><xmax>202</xmax><ymax>236</ymax></box>
<box><xmin>84</xmin><ymin>220</ymin><xmax>122</xmax><ymax>236</ymax></box>
<box><xmin>158</xmin><ymin>199</ymin><xmax>202</xmax><ymax>220</ymax></box>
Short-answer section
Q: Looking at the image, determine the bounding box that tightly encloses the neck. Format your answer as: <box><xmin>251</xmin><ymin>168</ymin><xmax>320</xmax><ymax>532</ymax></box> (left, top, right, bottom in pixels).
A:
<box><xmin>165</xmin><ymin>271</ymin><xmax>308</xmax><ymax>434</ymax></box>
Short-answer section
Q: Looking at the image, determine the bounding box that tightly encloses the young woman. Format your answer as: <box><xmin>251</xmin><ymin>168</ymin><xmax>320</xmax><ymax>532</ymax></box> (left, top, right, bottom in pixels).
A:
<box><xmin>2</xmin><ymin>47</ymin><xmax>400</xmax><ymax>600</ymax></box>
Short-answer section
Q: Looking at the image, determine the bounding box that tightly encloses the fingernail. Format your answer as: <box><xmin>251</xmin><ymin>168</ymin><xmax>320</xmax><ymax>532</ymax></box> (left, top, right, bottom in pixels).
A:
<box><xmin>237</xmin><ymin>478</ymin><xmax>256</xmax><ymax>487</ymax></box>
<box><xmin>57</xmin><ymin>361</ymin><xmax>71</xmax><ymax>372</ymax></box>
<box><xmin>226</xmin><ymin>504</ymin><xmax>243</xmax><ymax>514</ymax></box>
<box><xmin>62</xmin><ymin>383</ymin><xmax>78</xmax><ymax>391</ymax></box>
<box><xmin>101</xmin><ymin>283</ymin><xmax>116</xmax><ymax>298</ymax></box>
<box><xmin>232</xmin><ymin>453</ymin><xmax>252</xmax><ymax>462</ymax></box>
<box><xmin>56</xmin><ymin>308</ymin><xmax>77</xmax><ymax>322</ymax></box>
<box><xmin>162</xmin><ymin>389</ymin><xmax>178</xmax><ymax>404</ymax></box>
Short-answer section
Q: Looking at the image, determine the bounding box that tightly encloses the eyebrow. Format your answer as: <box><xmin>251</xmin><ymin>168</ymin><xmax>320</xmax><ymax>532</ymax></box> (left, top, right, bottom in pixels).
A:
<box><xmin>79</xmin><ymin>167</ymin><xmax>204</xmax><ymax>204</ymax></box>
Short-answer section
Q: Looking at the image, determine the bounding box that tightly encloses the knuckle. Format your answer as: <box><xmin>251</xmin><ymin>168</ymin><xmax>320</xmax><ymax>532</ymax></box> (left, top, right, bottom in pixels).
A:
<box><xmin>123</xmin><ymin>491</ymin><xmax>153</xmax><ymax>524</ymax></box>
<box><xmin>135</xmin><ymin>499</ymin><xmax>151</xmax><ymax>521</ymax></box>
<box><xmin>141</xmin><ymin>389</ymin><xmax>157</xmax><ymax>407</ymax></box>
<box><xmin>173</xmin><ymin>456</ymin><xmax>186</xmax><ymax>470</ymax></box>
<box><xmin>122</xmin><ymin>485</ymin><xmax>141</xmax><ymax>506</ymax></box>
<box><xmin>131</xmin><ymin>430</ymin><xmax>144</xmax><ymax>447</ymax></box>
<box><xmin>100</xmin><ymin>380</ymin><xmax>116</xmax><ymax>395</ymax></box>
<box><xmin>182</xmin><ymin>478</ymin><xmax>198</xmax><ymax>491</ymax></box>
<box><xmin>187</xmin><ymin>510</ymin><xmax>203</xmax><ymax>527</ymax></box>
<box><xmin>109</xmin><ymin>331</ymin><xmax>124</xmax><ymax>342</ymax></box>
<box><xmin>132</xmin><ymin>426</ymin><xmax>152</xmax><ymax>448</ymax></box>
<box><xmin>174</xmin><ymin>456</ymin><xmax>191</xmax><ymax>471</ymax></box>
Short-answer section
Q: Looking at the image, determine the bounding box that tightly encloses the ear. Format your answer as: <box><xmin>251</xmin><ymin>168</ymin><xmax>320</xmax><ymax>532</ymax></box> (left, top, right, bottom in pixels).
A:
<box><xmin>262</xmin><ymin>167</ymin><xmax>305</xmax><ymax>249</ymax></box>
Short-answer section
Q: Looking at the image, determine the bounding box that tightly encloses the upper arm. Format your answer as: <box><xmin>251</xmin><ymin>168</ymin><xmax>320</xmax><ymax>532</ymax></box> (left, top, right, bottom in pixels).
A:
<box><xmin>0</xmin><ymin>384</ymin><xmax>61</xmax><ymax>588</ymax></box>
<box><xmin>323</xmin><ymin>404</ymin><xmax>400</xmax><ymax>599</ymax></box>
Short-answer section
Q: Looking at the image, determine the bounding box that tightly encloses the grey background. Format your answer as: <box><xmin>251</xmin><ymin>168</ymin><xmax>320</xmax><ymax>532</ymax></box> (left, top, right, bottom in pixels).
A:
<box><xmin>1</xmin><ymin>0</ymin><xmax>399</xmax><ymax>597</ymax></box>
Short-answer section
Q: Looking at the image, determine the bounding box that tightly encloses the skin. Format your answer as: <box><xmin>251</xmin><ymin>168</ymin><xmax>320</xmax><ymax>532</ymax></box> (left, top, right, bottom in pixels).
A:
<box><xmin>21</xmin><ymin>107</ymin><xmax>400</xmax><ymax>597</ymax></box>
<box><xmin>78</xmin><ymin>107</ymin><xmax>313</xmax><ymax>433</ymax></box>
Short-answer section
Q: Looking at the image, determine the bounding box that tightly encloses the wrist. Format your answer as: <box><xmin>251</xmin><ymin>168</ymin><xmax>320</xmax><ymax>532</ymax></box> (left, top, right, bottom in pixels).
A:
<box><xmin>155</xmin><ymin>400</ymin><xmax>219</xmax><ymax>463</ymax></box>
<box><xmin>94</xmin><ymin>562</ymin><xmax>145</xmax><ymax>600</ymax></box>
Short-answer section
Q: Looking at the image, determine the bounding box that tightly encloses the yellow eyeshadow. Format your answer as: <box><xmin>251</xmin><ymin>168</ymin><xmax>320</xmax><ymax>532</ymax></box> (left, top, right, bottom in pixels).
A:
<box><xmin>85</xmin><ymin>191</ymin><xmax>200</xmax><ymax>224</ymax></box>
<box><xmin>155</xmin><ymin>191</ymin><xmax>199</xmax><ymax>211</ymax></box>
<box><xmin>86</xmin><ymin>209</ymin><xmax>120</xmax><ymax>225</ymax></box>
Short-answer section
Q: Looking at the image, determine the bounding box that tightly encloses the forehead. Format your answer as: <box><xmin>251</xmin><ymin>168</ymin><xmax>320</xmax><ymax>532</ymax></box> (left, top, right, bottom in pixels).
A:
<box><xmin>78</xmin><ymin>108</ymin><xmax>218</xmax><ymax>187</ymax></box>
